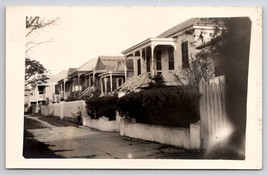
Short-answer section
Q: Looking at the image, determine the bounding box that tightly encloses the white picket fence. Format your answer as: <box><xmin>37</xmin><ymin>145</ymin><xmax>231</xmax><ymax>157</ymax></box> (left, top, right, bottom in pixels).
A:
<box><xmin>199</xmin><ymin>76</ymin><xmax>228</xmax><ymax>148</ymax></box>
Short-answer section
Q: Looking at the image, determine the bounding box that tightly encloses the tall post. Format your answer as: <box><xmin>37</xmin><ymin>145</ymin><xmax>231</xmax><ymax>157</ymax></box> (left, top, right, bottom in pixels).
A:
<box><xmin>104</xmin><ymin>77</ymin><xmax>108</xmax><ymax>94</ymax></box>
<box><xmin>77</xmin><ymin>74</ymin><xmax>81</xmax><ymax>91</ymax></box>
<box><xmin>100</xmin><ymin>77</ymin><xmax>104</xmax><ymax>95</ymax></box>
<box><xmin>151</xmin><ymin>45</ymin><xmax>155</xmax><ymax>75</ymax></box>
<box><xmin>93</xmin><ymin>72</ymin><xmax>96</xmax><ymax>86</ymax></box>
<box><xmin>109</xmin><ymin>72</ymin><xmax>113</xmax><ymax>92</ymax></box>
<box><xmin>140</xmin><ymin>49</ymin><xmax>143</xmax><ymax>74</ymax></box>
<box><xmin>124</xmin><ymin>57</ymin><xmax>127</xmax><ymax>80</ymax></box>
<box><xmin>133</xmin><ymin>53</ymin><xmax>137</xmax><ymax>77</ymax></box>
<box><xmin>63</xmin><ymin>79</ymin><xmax>66</xmax><ymax>99</ymax></box>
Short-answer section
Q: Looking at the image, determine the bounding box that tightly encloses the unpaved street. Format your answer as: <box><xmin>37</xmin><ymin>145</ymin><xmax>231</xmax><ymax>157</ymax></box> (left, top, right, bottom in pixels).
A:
<box><xmin>24</xmin><ymin>115</ymin><xmax>203</xmax><ymax>159</ymax></box>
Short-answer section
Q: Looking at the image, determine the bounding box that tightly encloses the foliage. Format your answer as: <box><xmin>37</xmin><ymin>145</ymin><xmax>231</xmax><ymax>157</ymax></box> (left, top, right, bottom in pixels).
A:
<box><xmin>148</xmin><ymin>73</ymin><xmax>166</xmax><ymax>88</ymax></box>
<box><xmin>85</xmin><ymin>96</ymin><xmax>118</xmax><ymax>120</ymax></box>
<box><xmin>82</xmin><ymin>85</ymin><xmax>102</xmax><ymax>100</ymax></box>
<box><xmin>175</xmin><ymin>50</ymin><xmax>215</xmax><ymax>87</ymax></box>
<box><xmin>25</xmin><ymin>16</ymin><xmax>58</xmax><ymax>87</ymax></box>
<box><xmin>117</xmin><ymin>86</ymin><xmax>200</xmax><ymax>127</ymax></box>
<box><xmin>25</xmin><ymin>57</ymin><xmax>49</xmax><ymax>86</ymax></box>
<box><xmin>65</xmin><ymin>91</ymin><xmax>82</xmax><ymax>102</ymax></box>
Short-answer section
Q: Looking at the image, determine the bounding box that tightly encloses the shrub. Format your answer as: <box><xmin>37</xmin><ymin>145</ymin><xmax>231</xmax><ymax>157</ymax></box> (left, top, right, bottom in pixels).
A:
<box><xmin>65</xmin><ymin>90</ymin><xmax>82</xmax><ymax>102</ymax></box>
<box><xmin>85</xmin><ymin>96</ymin><xmax>118</xmax><ymax>120</ymax></box>
<box><xmin>148</xmin><ymin>73</ymin><xmax>166</xmax><ymax>88</ymax></box>
<box><xmin>117</xmin><ymin>86</ymin><xmax>200</xmax><ymax>127</ymax></box>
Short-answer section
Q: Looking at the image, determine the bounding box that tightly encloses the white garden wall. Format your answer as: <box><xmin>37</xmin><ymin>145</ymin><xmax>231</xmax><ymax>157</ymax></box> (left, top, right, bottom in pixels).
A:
<box><xmin>120</xmin><ymin>118</ymin><xmax>200</xmax><ymax>150</ymax></box>
<box><xmin>40</xmin><ymin>102</ymin><xmax>200</xmax><ymax>150</ymax></box>
<box><xmin>40</xmin><ymin>100</ymin><xmax>87</xmax><ymax>123</ymax></box>
<box><xmin>83</xmin><ymin>117</ymin><xmax>120</xmax><ymax>132</ymax></box>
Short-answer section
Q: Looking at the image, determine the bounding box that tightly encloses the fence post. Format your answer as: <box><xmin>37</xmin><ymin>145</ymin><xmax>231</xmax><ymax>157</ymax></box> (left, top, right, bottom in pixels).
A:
<box><xmin>60</xmin><ymin>101</ymin><xmax>64</xmax><ymax>120</ymax></box>
<box><xmin>199</xmin><ymin>78</ymin><xmax>208</xmax><ymax>148</ymax></box>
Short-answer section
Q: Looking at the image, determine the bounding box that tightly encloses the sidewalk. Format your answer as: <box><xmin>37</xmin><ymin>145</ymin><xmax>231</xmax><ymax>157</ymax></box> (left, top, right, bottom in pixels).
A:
<box><xmin>24</xmin><ymin>115</ymin><xmax>204</xmax><ymax>159</ymax></box>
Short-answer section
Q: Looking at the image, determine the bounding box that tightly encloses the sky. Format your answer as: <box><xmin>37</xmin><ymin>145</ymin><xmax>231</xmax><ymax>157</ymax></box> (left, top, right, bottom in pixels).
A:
<box><xmin>25</xmin><ymin>7</ymin><xmax>191</xmax><ymax>75</ymax></box>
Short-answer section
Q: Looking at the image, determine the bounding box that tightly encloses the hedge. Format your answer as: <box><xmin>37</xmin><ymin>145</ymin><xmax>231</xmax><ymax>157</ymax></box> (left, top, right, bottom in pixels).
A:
<box><xmin>117</xmin><ymin>86</ymin><xmax>200</xmax><ymax>127</ymax></box>
<box><xmin>85</xmin><ymin>96</ymin><xmax>118</xmax><ymax>120</ymax></box>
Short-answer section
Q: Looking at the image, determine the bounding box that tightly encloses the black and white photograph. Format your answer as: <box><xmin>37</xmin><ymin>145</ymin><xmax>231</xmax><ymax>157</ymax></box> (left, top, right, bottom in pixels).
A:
<box><xmin>6</xmin><ymin>6</ymin><xmax>262</xmax><ymax>169</ymax></box>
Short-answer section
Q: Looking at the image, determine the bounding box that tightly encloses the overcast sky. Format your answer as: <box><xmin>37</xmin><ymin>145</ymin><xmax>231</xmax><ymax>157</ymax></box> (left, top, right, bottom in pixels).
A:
<box><xmin>25</xmin><ymin>7</ymin><xmax>193</xmax><ymax>74</ymax></box>
<box><xmin>24</xmin><ymin>6</ymin><xmax>256</xmax><ymax>75</ymax></box>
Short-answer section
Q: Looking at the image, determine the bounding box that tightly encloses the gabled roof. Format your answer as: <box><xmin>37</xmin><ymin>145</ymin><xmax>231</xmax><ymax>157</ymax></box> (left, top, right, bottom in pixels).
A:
<box><xmin>68</xmin><ymin>58</ymin><xmax>98</xmax><ymax>77</ymax></box>
<box><xmin>115</xmin><ymin>58</ymin><xmax>134</xmax><ymax>71</ymax></box>
<box><xmin>46</xmin><ymin>70</ymin><xmax>68</xmax><ymax>83</ymax></box>
<box><xmin>95</xmin><ymin>56</ymin><xmax>125</xmax><ymax>71</ymax></box>
<box><xmin>56</xmin><ymin>70</ymin><xmax>68</xmax><ymax>80</ymax></box>
<box><xmin>68</xmin><ymin>68</ymin><xmax>77</xmax><ymax>76</ymax></box>
<box><xmin>157</xmin><ymin>18</ymin><xmax>214</xmax><ymax>38</ymax></box>
<box><xmin>77</xmin><ymin>58</ymin><xmax>98</xmax><ymax>72</ymax></box>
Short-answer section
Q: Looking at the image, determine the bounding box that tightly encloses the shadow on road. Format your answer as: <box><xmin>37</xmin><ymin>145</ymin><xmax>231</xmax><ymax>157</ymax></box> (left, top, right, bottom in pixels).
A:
<box><xmin>23</xmin><ymin>117</ymin><xmax>62</xmax><ymax>158</ymax></box>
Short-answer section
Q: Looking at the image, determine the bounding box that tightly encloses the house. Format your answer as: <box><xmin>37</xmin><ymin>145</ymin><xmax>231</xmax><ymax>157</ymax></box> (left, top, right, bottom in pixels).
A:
<box><xmin>28</xmin><ymin>70</ymin><xmax>67</xmax><ymax>113</ymax></box>
<box><xmin>119</xmin><ymin>18</ymin><xmax>216</xmax><ymax>92</ymax></box>
<box><xmin>57</xmin><ymin>56</ymin><xmax>134</xmax><ymax>99</ymax></box>
<box><xmin>97</xmin><ymin>56</ymin><xmax>134</xmax><ymax>95</ymax></box>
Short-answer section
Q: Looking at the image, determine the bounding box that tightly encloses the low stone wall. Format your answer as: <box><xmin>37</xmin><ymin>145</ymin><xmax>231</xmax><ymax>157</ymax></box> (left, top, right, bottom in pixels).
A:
<box><xmin>120</xmin><ymin>118</ymin><xmax>200</xmax><ymax>150</ymax></box>
<box><xmin>40</xmin><ymin>102</ymin><xmax>200</xmax><ymax>150</ymax></box>
<box><xmin>84</xmin><ymin>116</ymin><xmax>120</xmax><ymax>132</ymax></box>
<box><xmin>40</xmin><ymin>100</ymin><xmax>87</xmax><ymax>124</ymax></box>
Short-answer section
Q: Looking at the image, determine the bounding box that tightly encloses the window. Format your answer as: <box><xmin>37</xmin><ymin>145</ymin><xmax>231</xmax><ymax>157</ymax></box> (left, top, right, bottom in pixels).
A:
<box><xmin>137</xmin><ymin>59</ymin><xmax>141</xmax><ymax>75</ymax></box>
<box><xmin>156</xmin><ymin>50</ymin><xmax>162</xmax><ymax>70</ymax></box>
<box><xmin>168</xmin><ymin>47</ymin><xmax>175</xmax><ymax>70</ymax></box>
<box><xmin>181</xmin><ymin>41</ymin><xmax>189</xmax><ymax>68</ymax></box>
<box><xmin>38</xmin><ymin>86</ymin><xmax>46</xmax><ymax>95</ymax></box>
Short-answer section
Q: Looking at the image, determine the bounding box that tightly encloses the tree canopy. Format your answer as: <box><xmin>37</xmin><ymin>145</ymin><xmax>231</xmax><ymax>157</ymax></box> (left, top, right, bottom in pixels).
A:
<box><xmin>25</xmin><ymin>16</ymin><xmax>58</xmax><ymax>87</ymax></box>
<box><xmin>25</xmin><ymin>58</ymin><xmax>49</xmax><ymax>86</ymax></box>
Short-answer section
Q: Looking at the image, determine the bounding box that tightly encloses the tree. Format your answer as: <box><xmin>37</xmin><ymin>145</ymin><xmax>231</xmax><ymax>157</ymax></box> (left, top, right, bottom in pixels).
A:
<box><xmin>181</xmin><ymin>18</ymin><xmax>251</xmax><ymax>159</ymax></box>
<box><xmin>26</xmin><ymin>16</ymin><xmax>58</xmax><ymax>54</ymax></box>
<box><xmin>174</xmin><ymin>50</ymin><xmax>215</xmax><ymax>87</ymax></box>
<box><xmin>26</xmin><ymin>16</ymin><xmax>58</xmax><ymax>36</ymax></box>
<box><xmin>25</xmin><ymin>58</ymin><xmax>49</xmax><ymax>86</ymax></box>
<box><xmin>25</xmin><ymin>16</ymin><xmax>58</xmax><ymax>86</ymax></box>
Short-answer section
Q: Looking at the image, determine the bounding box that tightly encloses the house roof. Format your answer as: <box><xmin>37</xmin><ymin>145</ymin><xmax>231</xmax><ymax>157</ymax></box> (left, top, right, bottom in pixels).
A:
<box><xmin>46</xmin><ymin>70</ymin><xmax>68</xmax><ymax>83</ymax></box>
<box><xmin>68</xmin><ymin>58</ymin><xmax>99</xmax><ymax>77</ymax></box>
<box><xmin>115</xmin><ymin>58</ymin><xmax>134</xmax><ymax>71</ymax></box>
<box><xmin>157</xmin><ymin>18</ymin><xmax>214</xmax><ymax>38</ymax></box>
<box><xmin>68</xmin><ymin>68</ymin><xmax>77</xmax><ymax>76</ymax></box>
<box><xmin>77</xmin><ymin>58</ymin><xmax>98</xmax><ymax>72</ymax></box>
<box><xmin>122</xmin><ymin>18</ymin><xmax>214</xmax><ymax>55</ymax></box>
<box><xmin>95</xmin><ymin>56</ymin><xmax>125</xmax><ymax>71</ymax></box>
<box><xmin>56</xmin><ymin>70</ymin><xmax>68</xmax><ymax>80</ymax></box>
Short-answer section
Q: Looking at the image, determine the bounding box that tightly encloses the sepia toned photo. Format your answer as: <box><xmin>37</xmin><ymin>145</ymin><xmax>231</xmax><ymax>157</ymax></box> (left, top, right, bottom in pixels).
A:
<box><xmin>6</xmin><ymin>6</ymin><xmax>262</xmax><ymax>169</ymax></box>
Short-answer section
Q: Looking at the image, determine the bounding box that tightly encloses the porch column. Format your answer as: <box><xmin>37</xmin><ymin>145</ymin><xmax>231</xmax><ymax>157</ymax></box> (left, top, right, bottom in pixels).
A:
<box><xmin>133</xmin><ymin>53</ymin><xmax>137</xmax><ymax>77</ymax></box>
<box><xmin>88</xmin><ymin>74</ymin><xmax>91</xmax><ymax>87</ymax></box>
<box><xmin>124</xmin><ymin>57</ymin><xmax>127</xmax><ymax>80</ymax></box>
<box><xmin>63</xmin><ymin>79</ymin><xmax>66</xmax><ymax>99</ymax></box>
<box><xmin>85</xmin><ymin>75</ymin><xmax>88</xmax><ymax>88</ymax></box>
<box><xmin>93</xmin><ymin>72</ymin><xmax>96</xmax><ymax>86</ymax></box>
<box><xmin>109</xmin><ymin>72</ymin><xmax>113</xmax><ymax>92</ymax></box>
<box><xmin>77</xmin><ymin>74</ymin><xmax>81</xmax><ymax>91</ymax></box>
<box><xmin>151</xmin><ymin>45</ymin><xmax>155</xmax><ymax>75</ymax></box>
<box><xmin>100</xmin><ymin>77</ymin><xmax>104</xmax><ymax>94</ymax></box>
<box><xmin>104</xmin><ymin>77</ymin><xmax>108</xmax><ymax>94</ymax></box>
<box><xmin>171</xmin><ymin>44</ymin><xmax>177</xmax><ymax>70</ymax></box>
<box><xmin>71</xmin><ymin>78</ymin><xmax>74</xmax><ymax>92</ymax></box>
<box><xmin>140</xmin><ymin>49</ymin><xmax>143</xmax><ymax>74</ymax></box>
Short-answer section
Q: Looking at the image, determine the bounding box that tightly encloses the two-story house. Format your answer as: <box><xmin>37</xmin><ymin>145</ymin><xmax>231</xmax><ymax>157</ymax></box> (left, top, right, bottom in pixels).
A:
<box><xmin>28</xmin><ymin>70</ymin><xmax>67</xmax><ymax>113</ymax></box>
<box><xmin>118</xmin><ymin>18</ymin><xmax>216</xmax><ymax>92</ymax></box>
